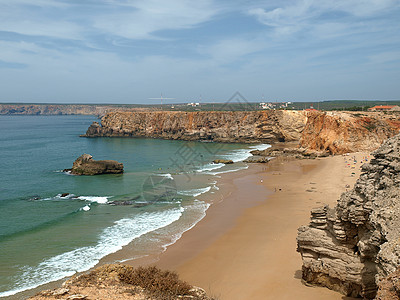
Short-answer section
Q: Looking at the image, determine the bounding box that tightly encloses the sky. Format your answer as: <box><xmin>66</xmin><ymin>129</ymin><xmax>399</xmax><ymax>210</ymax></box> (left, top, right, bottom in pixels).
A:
<box><xmin>0</xmin><ymin>0</ymin><xmax>399</xmax><ymax>104</ymax></box>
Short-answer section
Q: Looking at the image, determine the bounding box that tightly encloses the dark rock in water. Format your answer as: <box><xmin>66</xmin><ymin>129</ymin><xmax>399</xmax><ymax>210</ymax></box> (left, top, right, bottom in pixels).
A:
<box><xmin>81</xmin><ymin>122</ymin><xmax>102</xmax><ymax>137</ymax></box>
<box><xmin>108</xmin><ymin>200</ymin><xmax>135</xmax><ymax>206</ymax></box>
<box><xmin>66</xmin><ymin>154</ymin><xmax>124</xmax><ymax>175</ymax></box>
<box><xmin>61</xmin><ymin>193</ymin><xmax>70</xmax><ymax>197</ymax></box>
<box><xmin>213</xmin><ymin>159</ymin><xmax>233</xmax><ymax>164</ymax></box>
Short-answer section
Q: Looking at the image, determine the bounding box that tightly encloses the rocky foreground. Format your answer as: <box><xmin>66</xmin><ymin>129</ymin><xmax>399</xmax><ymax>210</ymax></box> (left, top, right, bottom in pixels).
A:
<box><xmin>83</xmin><ymin>110</ymin><xmax>400</xmax><ymax>154</ymax></box>
<box><xmin>297</xmin><ymin>134</ymin><xmax>400</xmax><ymax>299</ymax></box>
<box><xmin>30</xmin><ymin>264</ymin><xmax>213</xmax><ymax>300</ymax></box>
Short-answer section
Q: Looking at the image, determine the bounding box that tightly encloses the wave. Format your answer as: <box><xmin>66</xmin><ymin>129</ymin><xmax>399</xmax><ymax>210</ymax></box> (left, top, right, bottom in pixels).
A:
<box><xmin>0</xmin><ymin>207</ymin><xmax>184</xmax><ymax>297</ymax></box>
<box><xmin>160</xmin><ymin>201</ymin><xmax>210</xmax><ymax>252</ymax></box>
<box><xmin>217</xmin><ymin>143</ymin><xmax>271</xmax><ymax>163</ymax></box>
<box><xmin>206</xmin><ymin>165</ymin><xmax>249</xmax><ymax>176</ymax></box>
<box><xmin>157</xmin><ymin>173</ymin><xmax>174</xmax><ymax>180</ymax></box>
<box><xmin>195</xmin><ymin>163</ymin><xmax>224</xmax><ymax>173</ymax></box>
<box><xmin>77</xmin><ymin>196</ymin><xmax>109</xmax><ymax>204</ymax></box>
<box><xmin>80</xmin><ymin>205</ymin><xmax>91</xmax><ymax>211</ymax></box>
<box><xmin>177</xmin><ymin>186</ymin><xmax>211</xmax><ymax>197</ymax></box>
<box><xmin>41</xmin><ymin>194</ymin><xmax>110</xmax><ymax>204</ymax></box>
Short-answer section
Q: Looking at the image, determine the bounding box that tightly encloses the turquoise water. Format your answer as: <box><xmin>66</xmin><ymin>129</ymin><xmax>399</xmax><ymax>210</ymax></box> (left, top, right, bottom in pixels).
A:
<box><xmin>0</xmin><ymin>115</ymin><xmax>268</xmax><ymax>297</ymax></box>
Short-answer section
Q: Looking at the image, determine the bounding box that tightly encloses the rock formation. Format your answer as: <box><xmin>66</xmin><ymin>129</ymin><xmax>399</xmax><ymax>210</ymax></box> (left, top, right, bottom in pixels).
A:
<box><xmin>83</xmin><ymin>110</ymin><xmax>400</xmax><ymax>154</ymax></box>
<box><xmin>300</xmin><ymin>111</ymin><xmax>400</xmax><ymax>154</ymax></box>
<box><xmin>83</xmin><ymin>110</ymin><xmax>308</xmax><ymax>143</ymax></box>
<box><xmin>376</xmin><ymin>268</ymin><xmax>400</xmax><ymax>300</ymax></box>
<box><xmin>297</xmin><ymin>134</ymin><xmax>400</xmax><ymax>298</ymax></box>
<box><xmin>30</xmin><ymin>264</ymin><xmax>213</xmax><ymax>300</ymax></box>
<box><xmin>65</xmin><ymin>154</ymin><xmax>124</xmax><ymax>175</ymax></box>
<box><xmin>213</xmin><ymin>159</ymin><xmax>234</xmax><ymax>164</ymax></box>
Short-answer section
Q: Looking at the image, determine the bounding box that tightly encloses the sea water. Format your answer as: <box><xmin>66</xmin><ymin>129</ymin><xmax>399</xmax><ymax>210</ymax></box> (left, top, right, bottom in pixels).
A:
<box><xmin>0</xmin><ymin>115</ymin><xmax>269</xmax><ymax>297</ymax></box>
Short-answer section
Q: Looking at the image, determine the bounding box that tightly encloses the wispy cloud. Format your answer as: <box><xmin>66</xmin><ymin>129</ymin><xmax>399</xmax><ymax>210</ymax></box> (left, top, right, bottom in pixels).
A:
<box><xmin>0</xmin><ymin>0</ymin><xmax>399</xmax><ymax>102</ymax></box>
<box><xmin>248</xmin><ymin>0</ymin><xmax>399</xmax><ymax>37</ymax></box>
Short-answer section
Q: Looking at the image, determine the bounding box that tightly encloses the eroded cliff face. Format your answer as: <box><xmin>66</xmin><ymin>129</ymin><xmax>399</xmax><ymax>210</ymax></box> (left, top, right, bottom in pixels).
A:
<box><xmin>84</xmin><ymin>110</ymin><xmax>400</xmax><ymax>152</ymax></box>
<box><xmin>300</xmin><ymin>111</ymin><xmax>400</xmax><ymax>154</ymax></box>
<box><xmin>297</xmin><ymin>134</ymin><xmax>400</xmax><ymax>298</ymax></box>
<box><xmin>83</xmin><ymin>110</ymin><xmax>308</xmax><ymax>143</ymax></box>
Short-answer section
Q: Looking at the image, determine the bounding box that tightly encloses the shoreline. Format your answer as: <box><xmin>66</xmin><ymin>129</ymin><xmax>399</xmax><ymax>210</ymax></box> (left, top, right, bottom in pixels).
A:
<box><xmin>151</xmin><ymin>153</ymin><xmax>368</xmax><ymax>299</ymax></box>
<box><xmin>15</xmin><ymin>152</ymin><xmax>368</xmax><ymax>299</ymax></box>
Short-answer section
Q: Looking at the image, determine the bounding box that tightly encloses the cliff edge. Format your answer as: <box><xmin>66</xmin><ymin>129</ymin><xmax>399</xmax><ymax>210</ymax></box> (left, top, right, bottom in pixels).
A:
<box><xmin>297</xmin><ymin>134</ymin><xmax>400</xmax><ymax>298</ymax></box>
<box><xmin>30</xmin><ymin>264</ymin><xmax>213</xmax><ymax>300</ymax></box>
<box><xmin>83</xmin><ymin>110</ymin><xmax>308</xmax><ymax>144</ymax></box>
<box><xmin>83</xmin><ymin>110</ymin><xmax>400</xmax><ymax>154</ymax></box>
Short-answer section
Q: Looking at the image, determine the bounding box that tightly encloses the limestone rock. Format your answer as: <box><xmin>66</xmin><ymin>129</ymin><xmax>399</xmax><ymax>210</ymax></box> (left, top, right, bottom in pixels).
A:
<box><xmin>65</xmin><ymin>154</ymin><xmax>124</xmax><ymax>175</ymax></box>
<box><xmin>243</xmin><ymin>156</ymin><xmax>270</xmax><ymax>163</ymax></box>
<box><xmin>82</xmin><ymin>110</ymin><xmax>308</xmax><ymax>143</ymax></box>
<box><xmin>376</xmin><ymin>268</ymin><xmax>400</xmax><ymax>300</ymax></box>
<box><xmin>82</xmin><ymin>110</ymin><xmax>400</xmax><ymax>154</ymax></box>
<box><xmin>213</xmin><ymin>159</ymin><xmax>233</xmax><ymax>164</ymax></box>
<box><xmin>297</xmin><ymin>134</ymin><xmax>400</xmax><ymax>298</ymax></box>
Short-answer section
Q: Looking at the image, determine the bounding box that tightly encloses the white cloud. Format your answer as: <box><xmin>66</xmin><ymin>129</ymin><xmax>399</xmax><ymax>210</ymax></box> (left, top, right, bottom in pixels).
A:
<box><xmin>92</xmin><ymin>0</ymin><xmax>221</xmax><ymax>39</ymax></box>
<box><xmin>198</xmin><ymin>38</ymin><xmax>265</xmax><ymax>64</ymax></box>
<box><xmin>248</xmin><ymin>0</ymin><xmax>399</xmax><ymax>35</ymax></box>
<box><xmin>0</xmin><ymin>0</ymin><xmax>222</xmax><ymax>40</ymax></box>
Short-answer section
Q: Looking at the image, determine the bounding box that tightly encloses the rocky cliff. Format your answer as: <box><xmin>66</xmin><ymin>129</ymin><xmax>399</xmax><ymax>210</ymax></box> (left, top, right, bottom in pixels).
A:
<box><xmin>297</xmin><ymin>134</ymin><xmax>400</xmax><ymax>298</ymax></box>
<box><xmin>83</xmin><ymin>110</ymin><xmax>400</xmax><ymax>153</ymax></box>
<box><xmin>300</xmin><ymin>111</ymin><xmax>400</xmax><ymax>154</ymax></box>
<box><xmin>0</xmin><ymin>104</ymin><xmax>143</xmax><ymax>116</ymax></box>
<box><xmin>83</xmin><ymin>110</ymin><xmax>308</xmax><ymax>143</ymax></box>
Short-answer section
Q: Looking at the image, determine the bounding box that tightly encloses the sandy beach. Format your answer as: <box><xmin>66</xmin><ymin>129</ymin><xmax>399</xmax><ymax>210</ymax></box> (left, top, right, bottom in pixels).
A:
<box><xmin>16</xmin><ymin>152</ymin><xmax>370</xmax><ymax>300</ymax></box>
<box><xmin>152</xmin><ymin>152</ymin><xmax>370</xmax><ymax>300</ymax></box>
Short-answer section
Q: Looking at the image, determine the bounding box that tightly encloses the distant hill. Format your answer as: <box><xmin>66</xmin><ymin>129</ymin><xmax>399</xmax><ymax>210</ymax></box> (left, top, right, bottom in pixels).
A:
<box><xmin>1</xmin><ymin>100</ymin><xmax>400</xmax><ymax>115</ymax></box>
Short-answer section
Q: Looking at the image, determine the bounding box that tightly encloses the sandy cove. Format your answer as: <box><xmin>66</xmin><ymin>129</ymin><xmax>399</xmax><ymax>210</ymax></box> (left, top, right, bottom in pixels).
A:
<box><xmin>153</xmin><ymin>152</ymin><xmax>370</xmax><ymax>300</ymax></box>
<box><xmin>19</xmin><ymin>152</ymin><xmax>369</xmax><ymax>300</ymax></box>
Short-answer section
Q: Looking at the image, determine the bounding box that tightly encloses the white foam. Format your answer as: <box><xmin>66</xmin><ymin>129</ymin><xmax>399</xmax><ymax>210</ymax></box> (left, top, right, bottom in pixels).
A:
<box><xmin>206</xmin><ymin>165</ymin><xmax>249</xmax><ymax>175</ymax></box>
<box><xmin>178</xmin><ymin>186</ymin><xmax>211</xmax><ymax>197</ymax></box>
<box><xmin>80</xmin><ymin>205</ymin><xmax>91</xmax><ymax>212</ymax></box>
<box><xmin>160</xmin><ymin>201</ymin><xmax>210</xmax><ymax>253</ymax></box>
<box><xmin>158</xmin><ymin>173</ymin><xmax>174</xmax><ymax>180</ymax></box>
<box><xmin>219</xmin><ymin>144</ymin><xmax>271</xmax><ymax>163</ymax></box>
<box><xmin>0</xmin><ymin>207</ymin><xmax>184</xmax><ymax>298</ymax></box>
<box><xmin>42</xmin><ymin>194</ymin><xmax>76</xmax><ymax>201</ymax></box>
<box><xmin>77</xmin><ymin>196</ymin><xmax>109</xmax><ymax>204</ymax></box>
<box><xmin>196</xmin><ymin>163</ymin><xmax>224</xmax><ymax>173</ymax></box>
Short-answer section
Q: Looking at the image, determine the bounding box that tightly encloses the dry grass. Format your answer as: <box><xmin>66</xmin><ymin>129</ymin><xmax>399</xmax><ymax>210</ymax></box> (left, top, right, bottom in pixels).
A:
<box><xmin>119</xmin><ymin>266</ymin><xmax>194</xmax><ymax>299</ymax></box>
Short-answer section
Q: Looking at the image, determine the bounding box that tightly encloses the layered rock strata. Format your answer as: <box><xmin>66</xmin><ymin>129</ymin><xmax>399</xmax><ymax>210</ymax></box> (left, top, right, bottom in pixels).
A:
<box><xmin>300</xmin><ymin>111</ymin><xmax>400</xmax><ymax>154</ymax></box>
<box><xmin>65</xmin><ymin>154</ymin><xmax>124</xmax><ymax>175</ymax></box>
<box><xmin>83</xmin><ymin>110</ymin><xmax>308</xmax><ymax>143</ymax></box>
<box><xmin>83</xmin><ymin>110</ymin><xmax>400</xmax><ymax>154</ymax></box>
<box><xmin>297</xmin><ymin>134</ymin><xmax>400</xmax><ymax>298</ymax></box>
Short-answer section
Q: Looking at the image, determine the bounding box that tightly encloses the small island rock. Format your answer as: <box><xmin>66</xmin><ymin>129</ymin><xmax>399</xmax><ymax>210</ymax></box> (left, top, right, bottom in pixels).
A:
<box><xmin>64</xmin><ymin>154</ymin><xmax>124</xmax><ymax>175</ymax></box>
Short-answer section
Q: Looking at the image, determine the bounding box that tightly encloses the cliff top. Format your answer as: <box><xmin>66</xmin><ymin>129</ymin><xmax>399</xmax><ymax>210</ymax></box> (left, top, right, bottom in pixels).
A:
<box><xmin>30</xmin><ymin>264</ymin><xmax>214</xmax><ymax>300</ymax></box>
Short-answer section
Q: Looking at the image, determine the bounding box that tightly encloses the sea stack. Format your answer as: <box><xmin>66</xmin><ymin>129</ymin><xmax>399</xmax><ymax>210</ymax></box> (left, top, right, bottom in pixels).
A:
<box><xmin>65</xmin><ymin>154</ymin><xmax>124</xmax><ymax>175</ymax></box>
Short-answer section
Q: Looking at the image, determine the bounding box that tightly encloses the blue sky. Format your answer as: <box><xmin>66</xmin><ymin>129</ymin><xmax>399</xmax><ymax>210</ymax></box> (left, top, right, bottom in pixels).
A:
<box><xmin>0</xmin><ymin>0</ymin><xmax>399</xmax><ymax>104</ymax></box>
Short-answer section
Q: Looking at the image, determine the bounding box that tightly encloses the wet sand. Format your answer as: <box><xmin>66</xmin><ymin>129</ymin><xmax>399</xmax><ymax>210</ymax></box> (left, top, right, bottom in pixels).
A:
<box><xmin>153</xmin><ymin>153</ymin><xmax>370</xmax><ymax>299</ymax></box>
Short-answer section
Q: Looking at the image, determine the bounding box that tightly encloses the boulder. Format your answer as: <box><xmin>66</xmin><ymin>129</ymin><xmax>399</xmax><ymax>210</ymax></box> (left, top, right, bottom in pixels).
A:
<box><xmin>213</xmin><ymin>159</ymin><xmax>233</xmax><ymax>164</ymax></box>
<box><xmin>65</xmin><ymin>154</ymin><xmax>124</xmax><ymax>175</ymax></box>
<box><xmin>243</xmin><ymin>156</ymin><xmax>270</xmax><ymax>163</ymax></box>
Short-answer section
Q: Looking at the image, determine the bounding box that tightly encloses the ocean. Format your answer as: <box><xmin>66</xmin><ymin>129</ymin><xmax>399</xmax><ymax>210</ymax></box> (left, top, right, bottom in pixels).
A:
<box><xmin>0</xmin><ymin>115</ymin><xmax>269</xmax><ymax>297</ymax></box>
